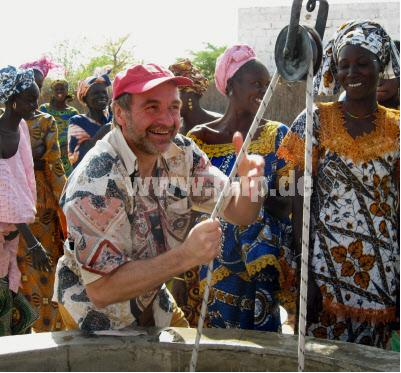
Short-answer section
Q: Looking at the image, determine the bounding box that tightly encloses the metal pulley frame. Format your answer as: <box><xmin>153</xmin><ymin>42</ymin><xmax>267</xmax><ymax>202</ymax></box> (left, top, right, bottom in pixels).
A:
<box><xmin>274</xmin><ymin>0</ymin><xmax>329</xmax><ymax>372</ymax></box>
<box><xmin>275</xmin><ymin>0</ymin><xmax>328</xmax><ymax>81</ymax></box>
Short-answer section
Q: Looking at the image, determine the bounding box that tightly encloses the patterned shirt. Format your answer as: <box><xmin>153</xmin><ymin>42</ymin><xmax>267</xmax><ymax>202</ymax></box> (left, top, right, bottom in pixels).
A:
<box><xmin>54</xmin><ymin>126</ymin><xmax>238</xmax><ymax>331</ymax></box>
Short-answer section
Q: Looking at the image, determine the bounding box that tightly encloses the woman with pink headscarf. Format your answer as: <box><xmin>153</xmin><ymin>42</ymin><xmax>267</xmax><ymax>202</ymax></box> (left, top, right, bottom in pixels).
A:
<box><xmin>184</xmin><ymin>45</ymin><xmax>293</xmax><ymax>331</ymax></box>
<box><xmin>16</xmin><ymin>57</ymin><xmax>67</xmax><ymax>332</ymax></box>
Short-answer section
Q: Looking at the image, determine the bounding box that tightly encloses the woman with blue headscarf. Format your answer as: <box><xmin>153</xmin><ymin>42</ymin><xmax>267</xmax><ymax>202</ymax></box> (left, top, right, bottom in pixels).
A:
<box><xmin>0</xmin><ymin>66</ymin><xmax>51</xmax><ymax>335</ymax></box>
<box><xmin>68</xmin><ymin>73</ymin><xmax>112</xmax><ymax>168</ymax></box>
<box><xmin>278</xmin><ymin>20</ymin><xmax>399</xmax><ymax>348</ymax></box>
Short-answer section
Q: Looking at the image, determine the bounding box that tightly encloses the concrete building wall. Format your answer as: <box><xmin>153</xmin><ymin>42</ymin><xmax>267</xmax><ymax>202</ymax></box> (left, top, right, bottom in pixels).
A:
<box><xmin>238</xmin><ymin>1</ymin><xmax>400</xmax><ymax>74</ymax></box>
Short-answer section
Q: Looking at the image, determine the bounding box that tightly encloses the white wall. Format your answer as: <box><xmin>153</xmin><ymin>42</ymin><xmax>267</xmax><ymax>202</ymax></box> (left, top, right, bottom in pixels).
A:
<box><xmin>238</xmin><ymin>1</ymin><xmax>400</xmax><ymax>73</ymax></box>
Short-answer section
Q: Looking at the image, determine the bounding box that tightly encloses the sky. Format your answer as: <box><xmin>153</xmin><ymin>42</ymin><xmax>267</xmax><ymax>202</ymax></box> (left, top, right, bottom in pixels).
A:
<box><xmin>1</xmin><ymin>0</ymin><xmax>396</xmax><ymax>71</ymax></box>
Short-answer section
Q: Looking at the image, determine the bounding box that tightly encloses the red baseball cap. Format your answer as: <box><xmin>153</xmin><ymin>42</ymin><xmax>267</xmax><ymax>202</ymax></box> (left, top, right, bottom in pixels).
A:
<box><xmin>112</xmin><ymin>63</ymin><xmax>193</xmax><ymax>100</ymax></box>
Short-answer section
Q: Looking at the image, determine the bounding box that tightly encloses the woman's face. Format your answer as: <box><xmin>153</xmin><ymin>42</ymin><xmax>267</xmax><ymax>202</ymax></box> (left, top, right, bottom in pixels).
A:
<box><xmin>53</xmin><ymin>83</ymin><xmax>68</xmax><ymax>103</ymax></box>
<box><xmin>337</xmin><ymin>45</ymin><xmax>381</xmax><ymax>100</ymax></box>
<box><xmin>230</xmin><ymin>60</ymin><xmax>270</xmax><ymax>114</ymax></box>
<box><xmin>377</xmin><ymin>77</ymin><xmax>399</xmax><ymax>104</ymax></box>
<box><xmin>13</xmin><ymin>83</ymin><xmax>40</xmax><ymax>120</ymax></box>
<box><xmin>85</xmin><ymin>82</ymin><xmax>109</xmax><ymax>111</ymax></box>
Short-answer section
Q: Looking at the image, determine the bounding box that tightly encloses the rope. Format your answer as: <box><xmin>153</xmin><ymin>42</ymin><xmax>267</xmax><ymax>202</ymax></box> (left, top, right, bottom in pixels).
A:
<box><xmin>297</xmin><ymin>60</ymin><xmax>314</xmax><ymax>372</ymax></box>
<box><xmin>189</xmin><ymin>70</ymin><xmax>280</xmax><ymax>372</ymax></box>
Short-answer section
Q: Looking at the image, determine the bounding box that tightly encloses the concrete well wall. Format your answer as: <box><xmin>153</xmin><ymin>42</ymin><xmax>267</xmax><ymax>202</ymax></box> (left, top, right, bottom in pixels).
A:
<box><xmin>0</xmin><ymin>328</ymin><xmax>399</xmax><ymax>371</ymax></box>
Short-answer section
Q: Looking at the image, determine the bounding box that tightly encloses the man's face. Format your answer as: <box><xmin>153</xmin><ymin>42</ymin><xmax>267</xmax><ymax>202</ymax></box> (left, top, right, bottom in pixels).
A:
<box><xmin>121</xmin><ymin>82</ymin><xmax>182</xmax><ymax>156</ymax></box>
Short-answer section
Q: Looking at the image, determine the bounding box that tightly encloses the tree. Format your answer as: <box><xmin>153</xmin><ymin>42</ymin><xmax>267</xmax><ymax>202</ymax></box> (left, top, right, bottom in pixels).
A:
<box><xmin>49</xmin><ymin>34</ymin><xmax>136</xmax><ymax>90</ymax></box>
<box><xmin>94</xmin><ymin>35</ymin><xmax>136</xmax><ymax>76</ymax></box>
<box><xmin>189</xmin><ymin>43</ymin><xmax>227</xmax><ymax>81</ymax></box>
<box><xmin>49</xmin><ymin>38</ymin><xmax>86</xmax><ymax>89</ymax></box>
<box><xmin>43</xmin><ymin>35</ymin><xmax>137</xmax><ymax>110</ymax></box>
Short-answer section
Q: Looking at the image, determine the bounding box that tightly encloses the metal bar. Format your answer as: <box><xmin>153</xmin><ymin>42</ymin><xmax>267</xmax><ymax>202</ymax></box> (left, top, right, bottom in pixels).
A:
<box><xmin>284</xmin><ymin>0</ymin><xmax>303</xmax><ymax>59</ymax></box>
<box><xmin>189</xmin><ymin>71</ymin><xmax>280</xmax><ymax>372</ymax></box>
<box><xmin>297</xmin><ymin>60</ymin><xmax>314</xmax><ymax>373</ymax></box>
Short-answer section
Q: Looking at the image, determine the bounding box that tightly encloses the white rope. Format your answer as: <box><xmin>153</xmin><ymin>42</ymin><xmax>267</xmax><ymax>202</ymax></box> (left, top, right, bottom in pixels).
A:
<box><xmin>297</xmin><ymin>60</ymin><xmax>314</xmax><ymax>372</ymax></box>
<box><xmin>189</xmin><ymin>70</ymin><xmax>280</xmax><ymax>372</ymax></box>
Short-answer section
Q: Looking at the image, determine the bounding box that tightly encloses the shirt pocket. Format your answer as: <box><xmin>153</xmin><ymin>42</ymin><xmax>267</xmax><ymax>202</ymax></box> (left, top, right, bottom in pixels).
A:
<box><xmin>165</xmin><ymin>185</ymin><xmax>191</xmax><ymax>215</ymax></box>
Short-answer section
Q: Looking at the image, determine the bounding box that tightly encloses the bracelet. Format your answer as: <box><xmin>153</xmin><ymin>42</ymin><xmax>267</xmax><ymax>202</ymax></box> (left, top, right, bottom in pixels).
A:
<box><xmin>172</xmin><ymin>277</ymin><xmax>186</xmax><ymax>282</ymax></box>
<box><xmin>27</xmin><ymin>242</ymin><xmax>41</xmax><ymax>252</ymax></box>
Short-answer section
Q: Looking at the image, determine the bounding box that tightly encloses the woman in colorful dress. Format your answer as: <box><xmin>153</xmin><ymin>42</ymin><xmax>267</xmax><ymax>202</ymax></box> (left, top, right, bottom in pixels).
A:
<box><xmin>278</xmin><ymin>20</ymin><xmax>399</xmax><ymax>348</ymax></box>
<box><xmin>68</xmin><ymin>73</ymin><xmax>112</xmax><ymax>169</ymax></box>
<box><xmin>40</xmin><ymin>80</ymin><xmax>79</xmax><ymax>176</ymax></box>
<box><xmin>0</xmin><ymin>66</ymin><xmax>51</xmax><ymax>335</ymax></box>
<box><xmin>186</xmin><ymin>45</ymin><xmax>292</xmax><ymax>330</ymax></box>
<box><xmin>16</xmin><ymin>59</ymin><xmax>67</xmax><ymax>332</ymax></box>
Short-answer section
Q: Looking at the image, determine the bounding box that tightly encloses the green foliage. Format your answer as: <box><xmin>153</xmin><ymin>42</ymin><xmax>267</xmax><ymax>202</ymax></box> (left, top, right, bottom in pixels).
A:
<box><xmin>45</xmin><ymin>35</ymin><xmax>136</xmax><ymax>110</ymax></box>
<box><xmin>189</xmin><ymin>43</ymin><xmax>226</xmax><ymax>81</ymax></box>
<box><xmin>49</xmin><ymin>35</ymin><xmax>136</xmax><ymax>91</ymax></box>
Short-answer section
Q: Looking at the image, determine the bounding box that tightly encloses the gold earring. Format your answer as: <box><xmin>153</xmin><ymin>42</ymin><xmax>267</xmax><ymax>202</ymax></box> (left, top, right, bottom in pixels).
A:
<box><xmin>12</xmin><ymin>102</ymin><xmax>17</xmax><ymax>110</ymax></box>
<box><xmin>188</xmin><ymin>98</ymin><xmax>193</xmax><ymax>111</ymax></box>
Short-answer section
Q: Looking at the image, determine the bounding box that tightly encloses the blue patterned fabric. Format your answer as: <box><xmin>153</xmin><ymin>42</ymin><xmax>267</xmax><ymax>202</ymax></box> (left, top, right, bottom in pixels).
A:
<box><xmin>68</xmin><ymin>112</ymin><xmax>112</xmax><ymax>168</ymax></box>
<box><xmin>0</xmin><ymin>66</ymin><xmax>34</xmax><ymax>104</ymax></box>
<box><xmin>196</xmin><ymin>122</ymin><xmax>291</xmax><ymax>331</ymax></box>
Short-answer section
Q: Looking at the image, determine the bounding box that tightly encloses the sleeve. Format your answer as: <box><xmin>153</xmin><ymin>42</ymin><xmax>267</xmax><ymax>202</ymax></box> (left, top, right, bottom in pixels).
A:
<box><xmin>67</xmin><ymin>116</ymin><xmax>91</xmax><ymax>167</ymax></box>
<box><xmin>277</xmin><ymin>106</ymin><xmax>320</xmax><ymax>173</ymax></box>
<box><xmin>39</xmin><ymin>103</ymin><xmax>48</xmax><ymax>113</ymax></box>
<box><xmin>42</xmin><ymin>116</ymin><xmax>67</xmax><ymax>202</ymax></box>
<box><xmin>64</xmin><ymin>188</ymin><xmax>132</xmax><ymax>285</ymax></box>
<box><xmin>188</xmin><ymin>139</ymin><xmax>240</xmax><ymax>217</ymax></box>
<box><xmin>270</xmin><ymin>123</ymin><xmax>293</xmax><ymax>189</ymax></box>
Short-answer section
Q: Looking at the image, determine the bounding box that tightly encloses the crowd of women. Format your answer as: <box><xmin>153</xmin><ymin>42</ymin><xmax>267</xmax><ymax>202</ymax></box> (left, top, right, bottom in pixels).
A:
<box><xmin>0</xmin><ymin>19</ymin><xmax>399</xmax><ymax>351</ymax></box>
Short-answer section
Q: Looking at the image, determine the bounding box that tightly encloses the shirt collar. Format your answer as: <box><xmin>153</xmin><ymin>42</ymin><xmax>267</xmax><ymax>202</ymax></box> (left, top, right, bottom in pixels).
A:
<box><xmin>107</xmin><ymin>126</ymin><xmax>138</xmax><ymax>176</ymax></box>
<box><xmin>107</xmin><ymin>126</ymin><xmax>185</xmax><ymax>175</ymax></box>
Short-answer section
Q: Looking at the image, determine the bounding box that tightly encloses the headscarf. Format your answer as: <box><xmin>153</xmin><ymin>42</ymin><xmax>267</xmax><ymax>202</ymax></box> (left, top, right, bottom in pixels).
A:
<box><xmin>314</xmin><ymin>20</ymin><xmax>400</xmax><ymax>95</ymax></box>
<box><xmin>19</xmin><ymin>56</ymin><xmax>62</xmax><ymax>79</ymax></box>
<box><xmin>51</xmin><ymin>79</ymin><xmax>69</xmax><ymax>90</ymax></box>
<box><xmin>169</xmin><ymin>59</ymin><xmax>209</xmax><ymax>95</ymax></box>
<box><xmin>51</xmin><ymin>79</ymin><xmax>73</xmax><ymax>101</ymax></box>
<box><xmin>214</xmin><ymin>44</ymin><xmax>257</xmax><ymax>96</ymax></box>
<box><xmin>77</xmin><ymin>73</ymin><xmax>112</xmax><ymax>104</ymax></box>
<box><xmin>0</xmin><ymin>65</ymin><xmax>35</xmax><ymax>104</ymax></box>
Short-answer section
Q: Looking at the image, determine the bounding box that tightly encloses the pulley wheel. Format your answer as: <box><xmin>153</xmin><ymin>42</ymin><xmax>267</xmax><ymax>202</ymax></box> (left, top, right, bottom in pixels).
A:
<box><xmin>275</xmin><ymin>25</ymin><xmax>313</xmax><ymax>81</ymax></box>
<box><xmin>305</xmin><ymin>26</ymin><xmax>323</xmax><ymax>75</ymax></box>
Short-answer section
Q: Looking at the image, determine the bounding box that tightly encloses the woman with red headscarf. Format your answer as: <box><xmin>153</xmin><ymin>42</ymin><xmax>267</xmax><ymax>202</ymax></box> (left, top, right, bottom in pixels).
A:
<box><xmin>68</xmin><ymin>73</ymin><xmax>112</xmax><ymax>168</ymax></box>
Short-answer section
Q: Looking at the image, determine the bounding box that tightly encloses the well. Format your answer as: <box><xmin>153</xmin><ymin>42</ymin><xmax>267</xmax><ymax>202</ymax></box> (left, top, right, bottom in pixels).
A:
<box><xmin>0</xmin><ymin>328</ymin><xmax>398</xmax><ymax>371</ymax></box>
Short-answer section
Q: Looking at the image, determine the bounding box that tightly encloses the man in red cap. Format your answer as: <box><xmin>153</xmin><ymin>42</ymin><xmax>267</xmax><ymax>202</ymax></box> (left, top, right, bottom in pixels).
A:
<box><xmin>53</xmin><ymin>63</ymin><xmax>266</xmax><ymax>331</ymax></box>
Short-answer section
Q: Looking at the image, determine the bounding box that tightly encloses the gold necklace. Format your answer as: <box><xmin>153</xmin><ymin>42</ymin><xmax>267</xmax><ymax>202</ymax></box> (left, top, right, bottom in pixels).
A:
<box><xmin>344</xmin><ymin>109</ymin><xmax>377</xmax><ymax>119</ymax></box>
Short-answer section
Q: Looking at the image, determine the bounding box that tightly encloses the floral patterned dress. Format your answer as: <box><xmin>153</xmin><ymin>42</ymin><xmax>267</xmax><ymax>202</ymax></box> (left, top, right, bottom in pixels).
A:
<box><xmin>278</xmin><ymin>102</ymin><xmax>399</xmax><ymax>347</ymax></box>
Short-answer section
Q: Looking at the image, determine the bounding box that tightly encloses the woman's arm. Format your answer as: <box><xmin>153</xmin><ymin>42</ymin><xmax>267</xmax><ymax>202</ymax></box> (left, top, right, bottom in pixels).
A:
<box><xmin>16</xmin><ymin>223</ymin><xmax>52</xmax><ymax>272</ymax></box>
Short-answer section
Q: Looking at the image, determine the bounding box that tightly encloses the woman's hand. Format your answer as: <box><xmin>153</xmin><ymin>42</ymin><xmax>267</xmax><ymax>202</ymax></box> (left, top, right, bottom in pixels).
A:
<box><xmin>171</xmin><ymin>277</ymin><xmax>188</xmax><ymax>307</ymax></box>
<box><xmin>28</xmin><ymin>243</ymin><xmax>52</xmax><ymax>272</ymax></box>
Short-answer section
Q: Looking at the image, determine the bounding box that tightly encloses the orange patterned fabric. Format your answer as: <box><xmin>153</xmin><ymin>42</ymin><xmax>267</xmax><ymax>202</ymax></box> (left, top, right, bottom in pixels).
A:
<box><xmin>280</xmin><ymin>102</ymin><xmax>399</xmax><ymax>347</ymax></box>
<box><xmin>17</xmin><ymin>112</ymin><xmax>66</xmax><ymax>332</ymax></box>
<box><xmin>319</xmin><ymin>102</ymin><xmax>399</xmax><ymax>164</ymax></box>
<box><xmin>277</xmin><ymin>129</ymin><xmax>319</xmax><ymax>173</ymax></box>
